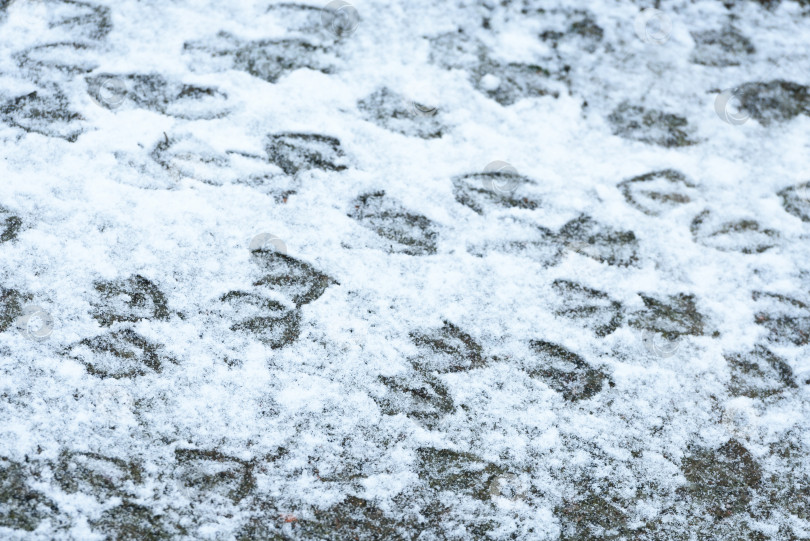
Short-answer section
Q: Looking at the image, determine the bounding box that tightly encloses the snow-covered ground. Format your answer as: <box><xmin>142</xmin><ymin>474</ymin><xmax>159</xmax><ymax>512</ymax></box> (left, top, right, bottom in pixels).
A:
<box><xmin>1</xmin><ymin>0</ymin><xmax>809</xmax><ymax>539</ymax></box>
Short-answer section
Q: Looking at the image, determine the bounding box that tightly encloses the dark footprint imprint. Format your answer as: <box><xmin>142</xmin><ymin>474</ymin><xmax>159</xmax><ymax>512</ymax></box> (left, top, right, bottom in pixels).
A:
<box><xmin>0</xmin><ymin>457</ymin><xmax>58</xmax><ymax>532</ymax></box>
<box><xmin>618</xmin><ymin>169</ymin><xmax>697</xmax><ymax>216</ymax></box>
<box><xmin>173</xmin><ymin>448</ymin><xmax>255</xmax><ymax>504</ymax></box>
<box><xmin>691</xmin><ymin>209</ymin><xmax>779</xmax><ymax>254</ymax></box>
<box><xmin>732</xmin><ymin>80</ymin><xmax>810</xmax><ymax>126</ymax></box>
<box><xmin>690</xmin><ymin>26</ymin><xmax>755</xmax><ymax>67</ymax></box>
<box><xmin>0</xmin><ymin>287</ymin><xmax>31</xmax><ymax>333</ymax></box>
<box><xmin>541</xmin><ymin>10</ymin><xmax>605</xmax><ymax>54</ymax></box>
<box><xmin>726</xmin><ymin>345</ymin><xmax>798</xmax><ymax>398</ymax></box>
<box><xmin>184</xmin><ymin>32</ymin><xmax>336</xmax><ymax>84</ymax></box>
<box><xmin>629</xmin><ymin>292</ymin><xmax>708</xmax><ymax>339</ymax></box>
<box><xmin>679</xmin><ymin>439</ymin><xmax>762</xmax><ymax>519</ymax></box>
<box><xmin>608</xmin><ymin>101</ymin><xmax>697</xmax><ymax>147</ymax></box>
<box><xmin>91</xmin><ymin>274</ymin><xmax>170</xmax><ymax>327</ymax></box>
<box><xmin>0</xmin><ymin>206</ymin><xmax>22</xmax><ymax>243</ymax></box>
<box><xmin>526</xmin><ymin>340</ymin><xmax>608</xmax><ymax>401</ymax></box>
<box><xmin>54</xmin><ymin>450</ymin><xmax>142</xmax><ymax>501</ymax></box>
<box><xmin>218</xmin><ymin>290</ymin><xmax>301</xmax><ymax>348</ymax></box>
<box><xmin>752</xmin><ymin>291</ymin><xmax>810</xmax><ymax>345</ymax></box>
<box><xmin>148</xmin><ymin>134</ymin><xmax>293</xmax><ymax>190</ymax></box>
<box><xmin>470</xmin><ymin>61</ymin><xmax>559</xmax><ymax>106</ymax></box>
<box><xmin>428</xmin><ymin>31</ymin><xmax>560</xmax><ymax>106</ymax></box>
<box><xmin>551</xmin><ymin>279</ymin><xmax>623</xmax><ymax>337</ymax></box>
<box><xmin>374</xmin><ymin>370</ymin><xmax>455</xmax><ymax>429</ymax></box>
<box><xmin>149</xmin><ymin>134</ymin><xmax>288</xmax><ymax>188</ymax></box>
<box><xmin>558</xmin><ymin>215</ymin><xmax>638</xmax><ymax>266</ymax></box>
<box><xmin>86</xmin><ymin>73</ymin><xmax>229</xmax><ymax>119</ymax></box>
<box><xmin>0</xmin><ymin>89</ymin><xmax>85</xmax><ymax>141</ymax></box>
<box><xmin>415</xmin><ymin>447</ymin><xmax>509</xmax><ymax>502</ymax></box>
<box><xmin>349</xmin><ymin>191</ymin><xmax>439</xmax><ymax>255</ymax></box>
<box><xmin>15</xmin><ymin>42</ymin><xmax>98</xmax><ymax>80</ymax></box>
<box><xmin>357</xmin><ymin>87</ymin><xmax>444</xmax><ymax>139</ymax></box>
<box><xmin>250</xmin><ymin>250</ymin><xmax>336</xmax><ymax>308</ymax></box>
<box><xmin>409</xmin><ymin>321</ymin><xmax>485</xmax><ymax>373</ymax></box>
<box><xmin>47</xmin><ymin>0</ymin><xmax>112</xmax><ymax>42</ymax></box>
<box><xmin>452</xmin><ymin>170</ymin><xmax>538</xmax><ymax>215</ymax></box>
<box><xmin>555</xmin><ymin>490</ymin><xmax>628</xmax><ymax>541</ymax></box>
<box><xmin>291</xmin><ymin>495</ymin><xmax>402</xmax><ymax>540</ymax></box>
<box><xmin>777</xmin><ymin>181</ymin><xmax>810</xmax><ymax>222</ymax></box>
<box><xmin>265</xmin><ymin>132</ymin><xmax>347</xmax><ymax>176</ymax></box>
<box><xmin>66</xmin><ymin>329</ymin><xmax>177</xmax><ymax>379</ymax></box>
<box><xmin>91</xmin><ymin>501</ymin><xmax>174</xmax><ymax>540</ymax></box>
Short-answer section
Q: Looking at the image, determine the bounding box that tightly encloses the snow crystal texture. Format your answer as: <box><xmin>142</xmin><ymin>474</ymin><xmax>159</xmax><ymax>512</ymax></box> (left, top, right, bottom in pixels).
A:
<box><xmin>1</xmin><ymin>0</ymin><xmax>809</xmax><ymax>539</ymax></box>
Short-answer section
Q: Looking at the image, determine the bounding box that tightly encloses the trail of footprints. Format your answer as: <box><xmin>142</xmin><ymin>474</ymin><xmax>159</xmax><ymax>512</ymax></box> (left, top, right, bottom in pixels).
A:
<box><xmin>7</xmin><ymin>233</ymin><xmax>805</xmax><ymax>537</ymax></box>
<box><xmin>2</xmin><ymin>0</ymin><xmax>810</xmax><ymax>538</ymax></box>
<box><xmin>3</xmin><ymin>433</ymin><xmax>809</xmax><ymax>539</ymax></box>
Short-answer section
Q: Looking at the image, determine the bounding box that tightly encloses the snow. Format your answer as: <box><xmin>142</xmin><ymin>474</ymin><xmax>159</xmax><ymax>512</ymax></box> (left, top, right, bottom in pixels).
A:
<box><xmin>1</xmin><ymin>0</ymin><xmax>809</xmax><ymax>539</ymax></box>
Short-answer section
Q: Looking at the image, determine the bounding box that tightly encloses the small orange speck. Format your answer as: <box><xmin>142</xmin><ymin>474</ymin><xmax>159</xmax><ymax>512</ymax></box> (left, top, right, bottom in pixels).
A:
<box><xmin>281</xmin><ymin>514</ymin><xmax>298</xmax><ymax>523</ymax></box>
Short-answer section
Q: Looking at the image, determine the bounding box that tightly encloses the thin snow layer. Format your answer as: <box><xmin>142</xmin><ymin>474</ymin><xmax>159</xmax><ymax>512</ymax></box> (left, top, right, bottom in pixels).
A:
<box><xmin>1</xmin><ymin>0</ymin><xmax>809</xmax><ymax>539</ymax></box>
